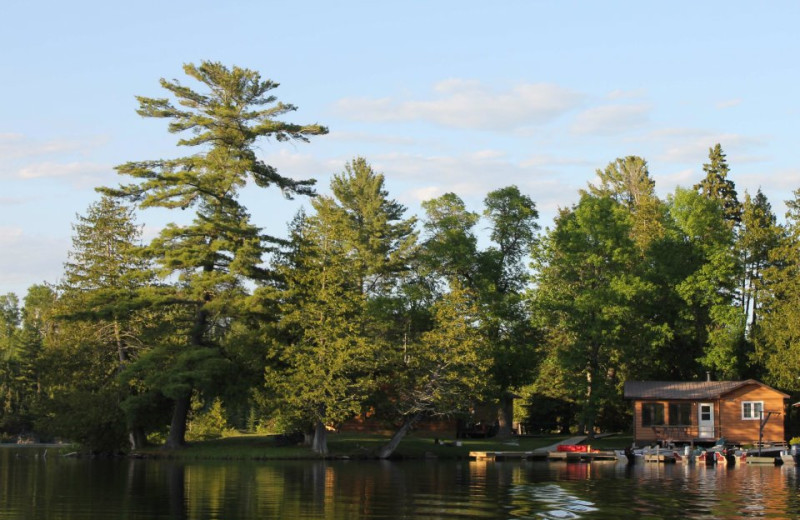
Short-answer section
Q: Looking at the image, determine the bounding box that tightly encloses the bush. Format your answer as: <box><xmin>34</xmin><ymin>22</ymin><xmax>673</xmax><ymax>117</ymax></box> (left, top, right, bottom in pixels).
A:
<box><xmin>34</xmin><ymin>388</ymin><xmax>128</xmax><ymax>453</ymax></box>
<box><xmin>186</xmin><ymin>396</ymin><xmax>234</xmax><ymax>441</ymax></box>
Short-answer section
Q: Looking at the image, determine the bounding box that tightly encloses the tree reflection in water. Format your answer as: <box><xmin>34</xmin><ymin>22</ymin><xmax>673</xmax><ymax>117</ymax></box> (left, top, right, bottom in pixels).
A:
<box><xmin>1</xmin><ymin>449</ymin><xmax>799</xmax><ymax>519</ymax></box>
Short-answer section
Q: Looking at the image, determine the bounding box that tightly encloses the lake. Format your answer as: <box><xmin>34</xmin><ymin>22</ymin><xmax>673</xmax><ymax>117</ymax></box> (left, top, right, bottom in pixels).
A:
<box><xmin>2</xmin><ymin>447</ymin><xmax>799</xmax><ymax>519</ymax></box>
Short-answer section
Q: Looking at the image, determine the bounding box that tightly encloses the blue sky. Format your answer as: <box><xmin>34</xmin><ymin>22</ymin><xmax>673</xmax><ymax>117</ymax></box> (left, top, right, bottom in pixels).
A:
<box><xmin>3</xmin><ymin>1</ymin><xmax>799</xmax><ymax>297</ymax></box>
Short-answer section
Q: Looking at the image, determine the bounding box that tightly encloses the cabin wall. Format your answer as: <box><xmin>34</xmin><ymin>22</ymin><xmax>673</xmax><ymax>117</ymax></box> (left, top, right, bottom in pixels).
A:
<box><xmin>631</xmin><ymin>385</ymin><xmax>787</xmax><ymax>445</ymax></box>
<box><xmin>718</xmin><ymin>385</ymin><xmax>785</xmax><ymax>444</ymax></box>
<box><xmin>632</xmin><ymin>400</ymin><xmax>702</xmax><ymax>444</ymax></box>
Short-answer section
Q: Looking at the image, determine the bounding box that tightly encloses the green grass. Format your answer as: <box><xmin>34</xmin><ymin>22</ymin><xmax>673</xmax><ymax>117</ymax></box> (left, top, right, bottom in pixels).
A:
<box><xmin>132</xmin><ymin>432</ymin><xmax>632</xmax><ymax>460</ymax></box>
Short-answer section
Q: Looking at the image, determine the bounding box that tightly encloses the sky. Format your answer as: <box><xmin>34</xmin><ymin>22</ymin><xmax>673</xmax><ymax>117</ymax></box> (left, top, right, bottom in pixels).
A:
<box><xmin>3</xmin><ymin>1</ymin><xmax>800</xmax><ymax>297</ymax></box>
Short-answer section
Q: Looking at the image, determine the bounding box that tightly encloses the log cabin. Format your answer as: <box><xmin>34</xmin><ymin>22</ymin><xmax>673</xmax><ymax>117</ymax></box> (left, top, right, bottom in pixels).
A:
<box><xmin>624</xmin><ymin>379</ymin><xmax>789</xmax><ymax>446</ymax></box>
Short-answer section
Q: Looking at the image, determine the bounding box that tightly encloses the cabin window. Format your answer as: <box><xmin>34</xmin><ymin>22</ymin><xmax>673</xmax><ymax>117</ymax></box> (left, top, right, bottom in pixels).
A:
<box><xmin>668</xmin><ymin>403</ymin><xmax>692</xmax><ymax>426</ymax></box>
<box><xmin>742</xmin><ymin>401</ymin><xmax>763</xmax><ymax>420</ymax></box>
<box><xmin>642</xmin><ymin>403</ymin><xmax>664</xmax><ymax>426</ymax></box>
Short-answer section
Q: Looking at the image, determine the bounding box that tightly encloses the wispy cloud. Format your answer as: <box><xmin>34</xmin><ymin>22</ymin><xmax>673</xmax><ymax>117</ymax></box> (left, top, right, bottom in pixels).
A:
<box><xmin>17</xmin><ymin>161</ymin><xmax>109</xmax><ymax>179</ymax></box>
<box><xmin>653</xmin><ymin>132</ymin><xmax>765</xmax><ymax>164</ymax></box>
<box><xmin>365</xmin><ymin>151</ymin><xmax>584</xmax><ymax>224</ymax></box>
<box><xmin>571</xmin><ymin>104</ymin><xmax>651</xmax><ymax>135</ymax></box>
<box><xmin>716</xmin><ymin>98</ymin><xmax>743</xmax><ymax>109</ymax></box>
<box><xmin>607</xmin><ymin>89</ymin><xmax>647</xmax><ymax>100</ymax></box>
<box><xmin>0</xmin><ymin>133</ymin><xmax>108</xmax><ymax>161</ymax></box>
<box><xmin>334</xmin><ymin>79</ymin><xmax>583</xmax><ymax>131</ymax></box>
<box><xmin>0</xmin><ymin>197</ymin><xmax>29</xmax><ymax>206</ymax></box>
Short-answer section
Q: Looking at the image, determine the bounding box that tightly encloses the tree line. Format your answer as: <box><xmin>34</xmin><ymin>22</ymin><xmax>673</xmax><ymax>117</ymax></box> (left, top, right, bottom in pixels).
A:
<box><xmin>2</xmin><ymin>62</ymin><xmax>799</xmax><ymax>453</ymax></box>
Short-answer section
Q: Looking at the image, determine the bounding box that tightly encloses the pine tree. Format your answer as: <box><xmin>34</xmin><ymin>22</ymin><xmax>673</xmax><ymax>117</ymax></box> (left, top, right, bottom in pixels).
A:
<box><xmin>695</xmin><ymin>144</ymin><xmax>742</xmax><ymax>226</ymax></box>
<box><xmin>50</xmin><ymin>196</ymin><xmax>156</xmax><ymax>449</ymax></box>
<box><xmin>101</xmin><ymin>61</ymin><xmax>327</xmax><ymax>448</ymax></box>
<box><xmin>265</xmin><ymin>159</ymin><xmax>416</xmax><ymax>454</ymax></box>
<box><xmin>739</xmin><ymin>190</ymin><xmax>779</xmax><ymax>333</ymax></box>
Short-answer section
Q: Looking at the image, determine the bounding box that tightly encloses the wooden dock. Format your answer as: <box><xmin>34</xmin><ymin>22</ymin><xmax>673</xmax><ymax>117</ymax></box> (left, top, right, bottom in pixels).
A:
<box><xmin>746</xmin><ymin>456</ymin><xmax>777</xmax><ymax>465</ymax></box>
<box><xmin>469</xmin><ymin>450</ymin><xmax>619</xmax><ymax>462</ymax></box>
<box><xmin>470</xmin><ymin>450</ymin><xmax>546</xmax><ymax>461</ymax></box>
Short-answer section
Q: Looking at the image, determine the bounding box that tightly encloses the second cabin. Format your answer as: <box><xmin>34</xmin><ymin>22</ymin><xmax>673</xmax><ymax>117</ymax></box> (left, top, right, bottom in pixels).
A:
<box><xmin>624</xmin><ymin>379</ymin><xmax>789</xmax><ymax>446</ymax></box>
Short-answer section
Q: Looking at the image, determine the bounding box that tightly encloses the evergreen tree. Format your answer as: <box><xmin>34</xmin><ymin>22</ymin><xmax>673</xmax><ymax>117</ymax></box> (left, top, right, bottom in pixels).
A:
<box><xmin>101</xmin><ymin>61</ymin><xmax>327</xmax><ymax>448</ymax></box>
<box><xmin>587</xmin><ymin>156</ymin><xmax>666</xmax><ymax>250</ymax></box>
<box><xmin>670</xmin><ymin>187</ymin><xmax>744</xmax><ymax>378</ymax></box>
<box><xmin>265</xmin><ymin>159</ymin><xmax>415</xmax><ymax>454</ymax></box>
<box><xmin>754</xmin><ymin>189</ymin><xmax>800</xmax><ymax>391</ymax></box>
<box><xmin>738</xmin><ymin>189</ymin><xmax>779</xmax><ymax>333</ymax></box>
<box><xmin>46</xmin><ymin>196</ymin><xmax>157</xmax><ymax>449</ymax></box>
<box><xmin>694</xmin><ymin>144</ymin><xmax>742</xmax><ymax>226</ymax></box>
<box><xmin>0</xmin><ymin>293</ymin><xmax>23</xmax><ymax>433</ymax></box>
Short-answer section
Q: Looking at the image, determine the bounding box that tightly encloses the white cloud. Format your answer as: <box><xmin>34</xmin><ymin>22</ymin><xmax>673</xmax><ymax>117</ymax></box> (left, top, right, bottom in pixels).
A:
<box><xmin>18</xmin><ymin>161</ymin><xmax>110</xmax><ymax>179</ymax></box>
<box><xmin>716</xmin><ymin>98</ymin><xmax>743</xmax><ymax>109</ymax></box>
<box><xmin>334</xmin><ymin>80</ymin><xmax>583</xmax><ymax>131</ymax></box>
<box><xmin>607</xmin><ymin>88</ymin><xmax>647</xmax><ymax>100</ymax></box>
<box><xmin>408</xmin><ymin>186</ymin><xmax>444</xmax><ymax>202</ymax></box>
<box><xmin>326</xmin><ymin>130</ymin><xmax>419</xmax><ymax>146</ymax></box>
<box><xmin>571</xmin><ymin>104</ymin><xmax>651</xmax><ymax>135</ymax></box>
<box><xmin>0</xmin><ymin>133</ymin><xmax>108</xmax><ymax>161</ymax></box>
<box><xmin>654</xmin><ymin>132</ymin><xmax>765</xmax><ymax>164</ymax></box>
<box><xmin>0</xmin><ymin>227</ymin><xmax>24</xmax><ymax>241</ymax></box>
<box><xmin>366</xmin><ymin>151</ymin><xmax>584</xmax><ymax>227</ymax></box>
<box><xmin>0</xmin><ymin>197</ymin><xmax>28</xmax><ymax>206</ymax></box>
<box><xmin>652</xmin><ymin>168</ymin><xmax>696</xmax><ymax>195</ymax></box>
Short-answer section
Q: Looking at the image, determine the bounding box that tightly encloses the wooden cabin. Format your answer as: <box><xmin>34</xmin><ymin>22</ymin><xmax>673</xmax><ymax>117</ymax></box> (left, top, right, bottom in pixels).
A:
<box><xmin>624</xmin><ymin>379</ymin><xmax>789</xmax><ymax>446</ymax></box>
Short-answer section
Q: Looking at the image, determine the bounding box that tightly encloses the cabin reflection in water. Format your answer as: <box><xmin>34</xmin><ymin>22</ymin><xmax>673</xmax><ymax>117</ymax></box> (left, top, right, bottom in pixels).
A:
<box><xmin>1</xmin><ymin>449</ymin><xmax>799</xmax><ymax>519</ymax></box>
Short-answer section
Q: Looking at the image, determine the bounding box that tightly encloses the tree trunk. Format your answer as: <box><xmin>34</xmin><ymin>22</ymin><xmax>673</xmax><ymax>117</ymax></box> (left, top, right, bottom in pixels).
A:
<box><xmin>376</xmin><ymin>412</ymin><xmax>422</xmax><ymax>459</ymax></box>
<box><xmin>311</xmin><ymin>420</ymin><xmax>328</xmax><ymax>455</ymax></box>
<box><xmin>129</xmin><ymin>427</ymin><xmax>147</xmax><ymax>450</ymax></box>
<box><xmin>165</xmin><ymin>393</ymin><xmax>191</xmax><ymax>449</ymax></box>
<box><xmin>495</xmin><ymin>393</ymin><xmax>514</xmax><ymax>439</ymax></box>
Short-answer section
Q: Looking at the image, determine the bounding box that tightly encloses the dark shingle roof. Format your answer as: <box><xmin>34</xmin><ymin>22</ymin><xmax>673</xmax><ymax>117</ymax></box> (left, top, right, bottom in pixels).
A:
<box><xmin>623</xmin><ymin>380</ymin><xmax>789</xmax><ymax>400</ymax></box>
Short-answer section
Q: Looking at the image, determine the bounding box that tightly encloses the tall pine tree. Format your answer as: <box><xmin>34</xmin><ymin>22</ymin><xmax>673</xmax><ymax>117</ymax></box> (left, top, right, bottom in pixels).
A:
<box><xmin>101</xmin><ymin>61</ymin><xmax>327</xmax><ymax>448</ymax></box>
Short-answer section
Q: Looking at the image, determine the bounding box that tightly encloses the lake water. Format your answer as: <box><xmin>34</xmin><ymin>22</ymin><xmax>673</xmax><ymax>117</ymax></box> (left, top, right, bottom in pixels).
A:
<box><xmin>2</xmin><ymin>447</ymin><xmax>799</xmax><ymax>519</ymax></box>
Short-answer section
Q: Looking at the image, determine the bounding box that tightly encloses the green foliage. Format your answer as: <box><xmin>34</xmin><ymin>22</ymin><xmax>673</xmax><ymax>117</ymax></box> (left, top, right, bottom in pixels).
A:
<box><xmin>754</xmin><ymin>189</ymin><xmax>800</xmax><ymax>391</ymax></box>
<box><xmin>694</xmin><ymin>143</ymin><xmax>741</xmax><ymax>225</ymax></box>
<box><xmin>35</xmin><ymin>387</ymin><xmax>129</xmax><ymax>453</ymax></box>
<box><xmin>187</xmin><ymin>396</ymin><xmax>235</xmax><ymax>441</ymax></box>
<box><xmin>264</xmin><ymin>159</ymin><xmax>416</xmax><ymax>452</ymax></box>
<box><xmin>101</xmin><ymin>61</ymin><xmax>326</xmax><ymax>448</ymax></box>
<box><xmin>532</xmin><ymin>193</ymin><xmax>667</xmax><ymax>432</ymax></box>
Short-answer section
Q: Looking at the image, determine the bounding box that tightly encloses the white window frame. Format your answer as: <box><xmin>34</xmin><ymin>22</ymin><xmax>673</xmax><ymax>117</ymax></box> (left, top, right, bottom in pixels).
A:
<box><xmin>742</xmin><ymin>401</ymin><xmax>764</xmax><ymax>420</ymax></box>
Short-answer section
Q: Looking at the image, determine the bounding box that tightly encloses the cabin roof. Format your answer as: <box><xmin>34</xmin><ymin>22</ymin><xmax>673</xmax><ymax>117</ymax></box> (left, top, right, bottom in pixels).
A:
<box><xmin>624</xmin><ymin>379</ymin><xmax>790</xmax><ymax>400</ymax></box>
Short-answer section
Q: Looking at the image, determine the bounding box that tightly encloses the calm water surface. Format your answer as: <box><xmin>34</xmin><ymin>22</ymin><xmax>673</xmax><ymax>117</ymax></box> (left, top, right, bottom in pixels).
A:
<box><xmin>2</xmin><ymin>447</ymin><xmax>799</xmax><ymax>519</ymax></box>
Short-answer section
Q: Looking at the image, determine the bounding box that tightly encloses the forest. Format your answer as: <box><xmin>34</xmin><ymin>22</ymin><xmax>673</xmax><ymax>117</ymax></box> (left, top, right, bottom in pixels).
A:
<box><xmin>2</xmin><ymin>62</ymin><xmax>799</xmax><ymax>455</ymax></box>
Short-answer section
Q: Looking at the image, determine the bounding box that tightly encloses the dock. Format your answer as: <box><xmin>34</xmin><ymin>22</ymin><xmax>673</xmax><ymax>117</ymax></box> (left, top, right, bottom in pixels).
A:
<box><xmin>746</xmin><ymin>455</ymin><xmax>778</xmax><ymax>465</ymax></box>
<box><xmin>468</xmin><ymin>436</ymin><xmax>620</xmax><ymax>462</ymax></box>
<box><xmin>469</xmin><ymin>449</ymin><xmax>619</xmax><ymax>462</ymax></box>
<box><xmin>470</xmin><ymin>450</ymin><xmax>547</xmax><ymax>461</ymax></box>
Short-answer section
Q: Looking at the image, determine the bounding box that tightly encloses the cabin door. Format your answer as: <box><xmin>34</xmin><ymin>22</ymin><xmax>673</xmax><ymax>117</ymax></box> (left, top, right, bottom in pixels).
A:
<box><xmin>698</xmin><ymin>403</ymin><xmax>714</xmax><ymax>439</ymax></box>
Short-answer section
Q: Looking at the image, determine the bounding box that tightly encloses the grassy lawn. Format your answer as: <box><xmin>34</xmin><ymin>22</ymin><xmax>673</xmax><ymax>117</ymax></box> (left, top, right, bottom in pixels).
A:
<box><xmin>133</xmin><ymin>432</ymin><xmax>633</xmax><ymax>460</ymax></box>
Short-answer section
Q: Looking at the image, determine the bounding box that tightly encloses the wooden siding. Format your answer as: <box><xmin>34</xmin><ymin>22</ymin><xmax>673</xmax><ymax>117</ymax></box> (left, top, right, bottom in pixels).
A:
<box><xmin>631</xmin><ymin>383</ymin><xmax>786</xmax><ymax>445</ymax></box>
<box><xmin>632</xmin><ymin>400</ymin><xmax>703</xmax><ymax>443</ymax></box>
<box><xmin>717</xmin><ymin>384</ymin><xmax>785</xmax><ymax>444</ymax></box>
